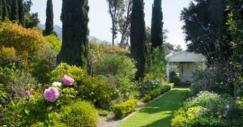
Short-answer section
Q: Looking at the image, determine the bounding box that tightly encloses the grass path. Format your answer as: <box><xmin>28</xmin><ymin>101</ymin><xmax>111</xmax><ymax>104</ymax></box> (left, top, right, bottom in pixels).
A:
<box><xmin>119</xmin><ymin>88</ymin><xmax>190</xmax><ymax>127</ymax></box>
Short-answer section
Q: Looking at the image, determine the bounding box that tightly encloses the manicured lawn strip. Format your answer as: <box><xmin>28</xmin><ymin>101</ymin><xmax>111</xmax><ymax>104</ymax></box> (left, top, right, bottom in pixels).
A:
<box><xmin>119</xmin><ymin>88</ymin><xmax>190</xmax><ymax>127</ymax></box>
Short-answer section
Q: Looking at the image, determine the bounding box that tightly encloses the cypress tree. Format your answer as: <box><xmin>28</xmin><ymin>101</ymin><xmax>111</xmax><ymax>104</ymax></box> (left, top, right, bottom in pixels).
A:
<box><xmin>130</xmin><ymin>0</ymin><xmax>146</xmax><ymax>80</ymax></box>
<box><xmin>151</xmin><ymin>0</ymin><xmax>163</xmax><ymax>48</ymax></box>
<box><xmin>45</xmin><ymin>0</ymin><xmax>54</xmax><ymax>35</ymax></box>
<box><xmin>10</xmin><ymin>0</ymin><xmax>18</xmax><ymax>21</ymax></box>
<box><xmin>0</xmin><ymin>0</ymin><xmax>2</xmax><ymax>20</ymax></box>
<box><xmin>18</xmin><ymin>0</ymin><xmax>24</xmax><ymax>24</ymax></box>
<box><xmin>57</xmin><ymin>0</ymin><xmax>89</xmax><ymax>67</ymax></box>
<box><xmin>2</xmin><ymin>0</ymin><xmax>8</xmax><ymax>20</ymax></box>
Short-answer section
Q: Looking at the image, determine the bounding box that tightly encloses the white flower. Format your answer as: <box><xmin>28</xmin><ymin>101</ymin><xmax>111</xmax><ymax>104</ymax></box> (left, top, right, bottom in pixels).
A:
<box><xmin>52</xmin><ymin>82</ymin><xmax>62</xmax><ymax>88</ymax></box>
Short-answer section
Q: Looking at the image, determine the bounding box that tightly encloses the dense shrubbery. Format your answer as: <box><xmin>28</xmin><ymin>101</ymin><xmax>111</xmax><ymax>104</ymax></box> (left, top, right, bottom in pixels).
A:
<box><xmin>78</xmin><ymin>75</ymin><xmax>118</xmax><ymax>109</ymax></box>
<box><xmin>60</xmin><ymin>101</ymin><xmax>97</xmax><ymax>127</ymax></box>
<box><xmin>171</xmin><ymin>91</ymin><xmax>243</xmax><ymax>127</ymax></box>
<box><xmin>141</xmin><ymin>83</ymin><xmax>173</xmax><ymax>102</ymax></box>
<box><xmin>50</xmin><ymin>63</ymin><xmax>118</xmax><ymax>109</ymax></box>
<box><xmin>113</xmin><ymin>99</ymin><xmax>138</xmax><ymax>119</ymax></box>
<box><xmin>0</xmin><ymin>23</ymin><xmax>46</xmax><ymax>66</ymax></box>
<box><xmin>91</xmin><ymin>46</ymin><xmax>137</xmax><ymax>100</ymax></box>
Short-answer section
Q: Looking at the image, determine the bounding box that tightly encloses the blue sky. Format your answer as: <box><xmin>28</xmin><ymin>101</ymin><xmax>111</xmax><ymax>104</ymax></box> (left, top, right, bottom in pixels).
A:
<box><xmin>31</xmin><ymin>0</ymin><xmax>191</xmax><ymax>49</ymax></box>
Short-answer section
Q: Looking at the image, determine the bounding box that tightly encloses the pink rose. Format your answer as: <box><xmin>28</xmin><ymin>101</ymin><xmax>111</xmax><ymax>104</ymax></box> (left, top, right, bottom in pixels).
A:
<box><xmin>43</xmin><ymin>87</ymin><xmax>60</xmax><ymax>102</ymax></box>
<box><xmin>63</xmin><ymin>75</ymin><xmax>74</xmax><ymax>86</ymax></box>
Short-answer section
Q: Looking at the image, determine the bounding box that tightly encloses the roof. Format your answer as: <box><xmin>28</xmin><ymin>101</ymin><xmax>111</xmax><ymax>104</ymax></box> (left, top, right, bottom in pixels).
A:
<box><xmin>165</xmin><ymin>51</ymin><xmax>206</xmax><ymax>62</ymax></box>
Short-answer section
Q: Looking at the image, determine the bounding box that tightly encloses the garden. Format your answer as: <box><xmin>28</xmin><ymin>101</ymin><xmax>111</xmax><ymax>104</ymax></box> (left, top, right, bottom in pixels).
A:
<box><xmin>0</xmin><ymin>0</ymin><xmax>243</xmax><ymax>127</ymax></box>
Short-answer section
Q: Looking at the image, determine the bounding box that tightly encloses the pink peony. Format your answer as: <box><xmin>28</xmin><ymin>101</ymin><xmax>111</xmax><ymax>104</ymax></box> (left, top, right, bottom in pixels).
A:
<box><xmin>63</xmin><ymin>75</ymin><xmax>75</xmax><ymax>86</ymax></box>
<box><xmin>43</xmin><ymin>87</ymin><xmax>60</xmax><ymax>102</ymax></box>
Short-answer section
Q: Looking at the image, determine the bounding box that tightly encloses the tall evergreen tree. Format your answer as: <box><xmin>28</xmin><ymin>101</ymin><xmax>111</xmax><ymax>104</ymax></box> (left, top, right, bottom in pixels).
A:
<box><xmin>45</xmin><ymin>0</ymin><xmax>54</xmax><ymax>35</ymax></box>
<box><xmin>2</xmin><ymin>0</ymin><xmax>8</xmax><ymax>20</ymax></box>
<box><xmin>57</xmin><ymin>0</ymin><xmax>89</xmax><ymax>67</ymax></box>
<box><xmin>0</xmin><ymin>0</ymin><xmax>3</xmax><ymax>20</ymax></box>
<box><xmin>130</xmin><ymin>0</ymin><xmax>146</xmax><ymax>80</ymax></box>
<box><xmin>10</xmin><ymin>0</ymin><xmax>18</xmax><ymax>21</ymax></box>
<box><xmin>151</xmin><ymin>0</ymin><xmax>163</xmax><ymax>48</ymax></box>
<box><xmin>18</xmin><ymin>0</ymin><xmax>24</xmax><ymax>24</ymax></box>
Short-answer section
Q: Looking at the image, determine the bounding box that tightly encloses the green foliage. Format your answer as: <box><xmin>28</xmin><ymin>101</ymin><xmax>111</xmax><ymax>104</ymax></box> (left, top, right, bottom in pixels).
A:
<box><xmin>78</xmin><ymin>75</ymin><xmax>118</xmax><ymax>109</ymax></box>
<box><xmin>2</xmin><ymin>92</ymin><xmax>97</xmax><ymax>127</ymax></box>
<box><xmin>171</xmin><ymin>106</ymin><xmax>225</xmax><ymax>127</ymax></box>
<box><xmin>190</xmin><ymin>68</ymin><xmax>234</xmax><ymax>95</ymax></box>
<box><xmin>0</xmin><ymin>65</ymin><xmax>36</xmax><ymax>99</ymax></box>
<box><xmin>185</xmin><ymin>91</ymin><xmax>228</xmax><ymax>113</ymax></box>
<box><xmin>45</xmin><ymin>34</ymin><xmax>61</xmax><ymax>52</ymax></box>
<box><xmin>50</xmin><ymin>63</ymin><xmax>118</xmax><ymax>109</ymax></box>
<box><xmin>92</xmin><ymin>53</ymin><xmax>137</xmax><ymax>100</ymax></box>
<box><xmin>113</xmin><ymin>99</ymin><xmax>138</xmax><ymax>119</ymax></box>
<box><xmin>145</xmin><ymin>46</ymin><xmax>166</xmax><ymax>80</ymax></box>
<box><xmin>60</xmin><ymin>101</ymin><xmax>97</xmax><ymax>127</ymax></box>
<box><xmin>31</xmin><ymin>59</ymin><xmax>54</xmax><ymax>84</ymax></box>
<box><xmin>94</xmin><ymin>54</ymin><xmax>136</xmax><ymax>79</ymax></box>
<box><xmin>50</xmin><ymin>63</ymin><xmax>86</xmax><ymax>82</ymax></box>
<box><xmin>139</xmin><ymin>79</ymin><xmax>162</xmax><ymax>96</ymax></box>
<box><xmin>182</xmin><ymin>0</ymin><xmax>231</xmax><ymax>63</ymax></box>
<box><xmin>3</xmin><ymin>93</ymin><xmax>48</xmax><ymax>126</ymax></box>
<box><xmin>171</xmin><ymin>91</ymin><xmax>243</xmax><ymax>127</ymax></box>
<box><xmin>141</xmin><ymin>83</ymin><xmax>173</xmax><ymax>102</ymax></box>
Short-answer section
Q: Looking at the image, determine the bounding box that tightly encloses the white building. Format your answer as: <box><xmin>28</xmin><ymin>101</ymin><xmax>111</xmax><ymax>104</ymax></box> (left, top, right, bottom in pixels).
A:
<box><xmin>165</xmin><ymin>51</ymin><xmax>207</xmax><ymax>83</ymax></box>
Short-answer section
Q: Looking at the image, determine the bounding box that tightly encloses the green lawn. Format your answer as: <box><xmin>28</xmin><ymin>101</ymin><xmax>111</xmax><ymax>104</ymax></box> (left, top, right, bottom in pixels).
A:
<box><xmin>119</xmin><ymin>88</ymin><xmax>190</xmax><ymax>127</ymax></box>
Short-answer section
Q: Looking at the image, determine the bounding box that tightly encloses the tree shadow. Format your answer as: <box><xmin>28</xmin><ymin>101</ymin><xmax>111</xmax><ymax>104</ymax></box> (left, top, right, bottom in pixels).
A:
<box><xmin>141</xmin><ymin>116</ymin><xmax>172</xmax><ymax>127</ymax></box>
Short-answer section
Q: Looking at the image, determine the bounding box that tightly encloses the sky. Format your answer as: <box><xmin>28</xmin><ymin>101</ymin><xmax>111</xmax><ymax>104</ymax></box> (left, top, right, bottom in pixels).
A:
<box><xmin>31</xmin><ymin>0</ymin><xmax>192</xmax><ymax>49</ymax></box>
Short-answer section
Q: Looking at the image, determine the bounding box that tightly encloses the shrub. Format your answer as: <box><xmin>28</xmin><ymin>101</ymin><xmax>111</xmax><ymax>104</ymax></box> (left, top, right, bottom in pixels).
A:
<box><xmin>171</xmin><ymin>106</ymin><xmax>225</xmax><ymax>127</ymax></box>
<box><xmin>93</xmin><ymin>54</ymin><xmax>136</xmax><ymax>79</ymax></box>
<box><xmin>162</xmin><ymin>83</ymin><xmax>174</xmax><ymax>92</ymax></box>
<box><xmin>31</xmin><ymin>59</ymin><xmax>54</xmax><ymax>84</ymax></box>
<box><xmin>44</xmin><ymin>34</ymin><xmax>61</xmax><ymax>52</ymax></box>
<box><xmin>78</xmin><ymin>75</ymin><xmax>118</xmax><ymax>109</ymax></box>
<box><xmin>185</xmin><ymin>91</ymin><xmax>228</xmax><ymax>113</ymax></box>
<box><xmin>60</xmin><ymin>101</ymin><xmax>97</xmax><ymax>127</ymax></box>
<box><xmin>0</xmin><ymin>66</ymin><xmax>37</xmax><ymax>98</ymax></box>
<box><xmin>140</xmin><ymin>79</ymin><xmax>162</xmax><ymax>96</ymax></box>
<box><xmin>92</xmin><ymin>53</ymin><xmax>137</xmax><ymax>100</ymax></box>
<box><xmin>141</xmin><ymin>83</ymin><xmax>173</xmax><ymax>102</ymax></box>
<box><xmin>113</xmin><ymin>99</ymin><xmax>138</xmax><ymax>119</ymax></box>
<box><xmin>190</xmin><ymin>65</ymin><xmax>234</xmax><ymax>95</ymax></box>
<box><xmin>50</xmin><ymin>63</ymin><xmax>86</xmax><ymax>82</ymax></box>
<box><xmin>3</xmin><ymin>93</ymin><xmax>49</xmax><ymax>126</ymax></box>
<box><xmin>171</xmin><ymin>91</ymin><xmax>233</xmax><ymax>127</ymax></box>
<box><xmin>0</xmin><ymin>23</ymin><xmax>46</xmax><ymax>65</ymax></box>
<box><xmin>0</xmin><ymin>46</ymin><xmax>18</xmax><ymax>66</ymax></box>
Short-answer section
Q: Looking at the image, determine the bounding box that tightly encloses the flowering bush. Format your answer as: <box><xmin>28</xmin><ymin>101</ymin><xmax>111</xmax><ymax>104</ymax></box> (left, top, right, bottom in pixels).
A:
<box><xmin>2</xmin><ymin>74</ymin><xmax>98</xmax><ymax>127</ymax></box>
<box><xmin>50</xmin><ymin>63</ymin><xmax>86</xmax><ymax>83</ymax></box>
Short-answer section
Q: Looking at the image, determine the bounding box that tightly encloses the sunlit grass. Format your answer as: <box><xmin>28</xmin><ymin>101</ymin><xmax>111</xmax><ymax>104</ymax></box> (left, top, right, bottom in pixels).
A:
<box><xmin>119</xmin><ymin>88</ymin><xmax>190</xmax><ymax>127</ymax></box>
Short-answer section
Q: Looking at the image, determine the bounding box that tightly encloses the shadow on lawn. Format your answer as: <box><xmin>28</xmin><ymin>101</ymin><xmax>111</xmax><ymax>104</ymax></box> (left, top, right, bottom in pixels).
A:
<box><xmin>141</xmin><ymin>116</ymin><xmax>172</xmax><ymax>127</ymax></box>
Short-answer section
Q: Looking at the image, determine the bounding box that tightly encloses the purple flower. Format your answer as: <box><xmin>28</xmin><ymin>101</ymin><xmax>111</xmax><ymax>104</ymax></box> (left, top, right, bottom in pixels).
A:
<box><xmin>43</xmin><ymin>87</ymin><xmax>60</xmax><ymax>102</ymax></box>
<box><xmin>63</xmin><ymin>75</ymin><xmax>74</xmax><ymax>86</ymax></box>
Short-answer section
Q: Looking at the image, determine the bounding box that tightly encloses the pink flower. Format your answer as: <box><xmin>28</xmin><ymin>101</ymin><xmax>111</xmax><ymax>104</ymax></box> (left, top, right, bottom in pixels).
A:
<box><xmin>43</xmin><ymin>87</ymin><xmax>60</xmax><ymax>102</ymax></box>
<box><xmin>63</xmin><ymin>75</ymin><xmax>74</xmax><ymax>86</ymax></box>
